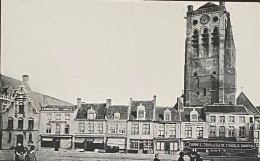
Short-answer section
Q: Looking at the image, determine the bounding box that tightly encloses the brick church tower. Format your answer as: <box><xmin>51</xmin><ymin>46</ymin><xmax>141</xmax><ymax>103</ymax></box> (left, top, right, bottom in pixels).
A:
<box><xmin>184</xmin><ymin>2</ymin><xmax>236</xmax><ymax>107</ymax></box>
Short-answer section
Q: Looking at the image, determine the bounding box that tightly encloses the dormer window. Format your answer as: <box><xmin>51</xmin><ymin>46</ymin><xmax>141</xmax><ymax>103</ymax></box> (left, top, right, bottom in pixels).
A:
<box><xmin>87</xmin><ymin>107</ymin><xmax>96</xmax><ymax>120</ymax></box>
<box><xmin>164</xmin><ymin>108</ymin><xmax>171</xmax><ymax>121</ymax></box>
<box><xmin>190</xmin><ymin>108</ymin><xmax>198</xmax><ymax>122</ymax></box>
<box><xmin>137</xmin><ymin>103</ymin><xmax>146</xmax><ymax>120</ymax></box>
<box><xmin>114</xmin><ymin>112</ymin><xmax>120</xmax><ymax>120</ymax></box>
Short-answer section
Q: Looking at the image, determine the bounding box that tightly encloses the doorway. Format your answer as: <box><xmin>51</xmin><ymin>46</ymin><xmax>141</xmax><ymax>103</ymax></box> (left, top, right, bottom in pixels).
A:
<box><xmin>17</xmin><ymin>134</ymin><xmax>23</xmax><ymax>145</ymax></box>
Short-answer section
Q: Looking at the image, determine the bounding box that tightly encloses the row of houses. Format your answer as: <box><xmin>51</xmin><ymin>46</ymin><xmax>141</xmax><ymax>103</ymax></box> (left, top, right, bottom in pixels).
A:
<box><xmin>1</xmin><ymin>75</ymin><xmax>259</xmax><ymax>156</ymax></box>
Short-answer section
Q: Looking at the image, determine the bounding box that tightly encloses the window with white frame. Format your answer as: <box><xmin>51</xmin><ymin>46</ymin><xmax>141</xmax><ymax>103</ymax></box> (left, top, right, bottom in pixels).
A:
<box><xmin>114</xmin><ymin>113</ymin><xmax>120</xmax><ymax>120</ymax></box>
<box><xmin>131</xmin><ymin>124</ymin><xmax>139</xmax><ymax>135</ymax></box>
<box><xmin>97</xmin><ymin>123</ymin><xmax>103</xmax><ymax>133</ymax></box>
<box><xmin>118</xmin><ymin>124</ymin><xmax>126</xmax><ymax>134</ymax></box>
<box><xmin>228</xmin><ymin>126</ymin><xmax>235</xmax><ymax>137</ymax></box>
<box><xmin>185</xmin><ymin>127</ymin><xmax>192</xmax><ymax>138</ymax></box>
<box><xmin>219</xmin><ymin>116</ymin><xmax>225</xmax><ymax>123</ymax></box>
<box><xmin>87</xmin><ymin>122</ymin><xmax>94</xmax><ymax>133</ymax></box>
<box><xmin>239</xmin><ymin>126</ymin><xmax>246</xmax><ymax>138</ymax></box>
<box><xmin>158</xmin><ymin>125</ymin><xmax>164</xmax><ymax>137</ymax></box>
<box><xmin>109</xmin><ymin>123</ymin><xmax>116</xmax><ymax>134</ymax></box>
<box><xmin>79</xmin><ymin>123</ymin><xmax>85</xmax><ymax>132</ymax></box>
<box><xmin>137</xmin><ymin>104</ymin><xmax>146</xmax><ymax>120</ymax></box>
<box><xmin>130</xmin><ymin>140</ymin><xmax>138</xmax><ymax>149</ymax></box>
<box><xmin>65</xmin><ymin>114</ymin><xmax>70</xmax><ymax>120</ymax></box>
<box><xmin>156</xmin><ymin>142</ymin><xmax>165</xmax><ymax>151</ymax></box>
<box><xmin>142</xmin><ymin>124</ymin><xmax>150</xmax><ymax>135</ymax></box>
<box><xmin>210</xmin><ymin>116</ymin><xmax>216</xmax><ymax>122</ymax></box>
<box><xmin>196</xmin><ymin>127</ymin><xmax>203</xmax><ymax>139</ymax></box>
<box><xmin>209</xmin><ymin>126</ymin><xmax>216</xmax><ymax>137</ymax></box>
<box><xmin>219</xmin><ymin>126</ymin><xmax>225</xmax><ymax>137</ymax></box>
<box><xmin>229</xmin><ymin>116</ymin><xmax>234</xmax><ymax>123</ymax></box>
<box><xmin>55</xmin><ymin>114</ymin><xmax>61</xmax><ymax>120</ymax></box>
<box><xmin>169</xmin><ymin>127</ymin><xmax>176</xmax><ymax>138</ymax></box>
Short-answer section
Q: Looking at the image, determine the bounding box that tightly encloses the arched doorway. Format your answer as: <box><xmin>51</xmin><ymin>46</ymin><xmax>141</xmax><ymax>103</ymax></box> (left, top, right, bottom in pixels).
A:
<box><xmin>17</xmin><ymin>134</ymin><xmax>23</xmax><ymax>145</ymax></box>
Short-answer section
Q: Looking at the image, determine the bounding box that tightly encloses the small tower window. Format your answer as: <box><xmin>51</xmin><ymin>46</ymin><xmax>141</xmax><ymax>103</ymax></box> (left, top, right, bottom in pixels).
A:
<box><xmin>194</xmin><ymin>77</ymin><xmax>199</xmax><ymax>95</ymax></box>
<box><xmin>28</xmin><ymin>132</ymin><xmax>32</xmax><ymax>142</ymax></box>
<box><xmin>193</xmin><ymin>20</ymin><xmax>198</xmax><ymax>25</ymax></box>
<box><xmin>213</xmin><ymin>16</ymin><xmax>218</xmax><ymax>22</ymax></box>
<box><xmin>202</xmin><ymin>28</ymin><xmax>209</xmax><ymax>57</ymax></box>
<box><xmin>203</xmin><ymin>88</ymin><xmax>207</xmax><ymax>96</ymax></box>
<box><xmin>192</xmin><ymin>29</ymin><xmax>199</xmax><ymax>57</ymax></box>
<box><xmin>194</xmin><ymin>72</ymin><xmax>198</xmax><ymax>77</ymax></box>
<box><xmin>8</xmin><ymin>132</ymin><xmax>12</xmax><ymax>143</ymax></box>
<box><xmin>212</xmin><ymin>27</ymin><xmax>219</xmax><ymax>47</ymax></box>
<box><xmin>211</xmin><ymin>76</ymin><xmax>216</xmax><ymax>90</ymax></box>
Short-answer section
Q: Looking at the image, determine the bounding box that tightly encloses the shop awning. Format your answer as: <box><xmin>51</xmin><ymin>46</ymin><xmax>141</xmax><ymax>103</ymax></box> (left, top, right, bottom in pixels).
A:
<box><xmin>93</xmin><ymin>138</ymin><xmax>104</xmax><ymax>144</ymax></box>
<box><xmin>74</xmin><ymin>138</ymin><xmax>85</xmax><ymax>143</ymax></box>
<box><xmin>42</xmin><ymin>138</ymin><xmax>53</xmax><ymax>141</ymax></box>
<box><xmin>107</xmin><ymin>138</ymin><xmax>125</xmax><ymax>149</ymax></box>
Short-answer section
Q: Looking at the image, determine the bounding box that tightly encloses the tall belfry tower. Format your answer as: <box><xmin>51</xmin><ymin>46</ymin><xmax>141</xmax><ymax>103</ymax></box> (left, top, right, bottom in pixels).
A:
<box><xmin>184</xmin><ymin>2</ymin><xmax>236</xmax><ymax>107</ymax></box>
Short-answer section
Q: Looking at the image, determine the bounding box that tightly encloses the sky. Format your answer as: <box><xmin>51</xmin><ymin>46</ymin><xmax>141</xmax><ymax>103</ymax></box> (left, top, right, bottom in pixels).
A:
<box><xmin>1</xmin><ymin>0</ymin><xmax>260</xmax><ymax>106</ymax></box>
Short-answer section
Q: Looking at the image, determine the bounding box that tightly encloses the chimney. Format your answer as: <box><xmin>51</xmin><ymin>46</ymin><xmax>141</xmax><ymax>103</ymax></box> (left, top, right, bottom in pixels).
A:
<box><xmin>22</xmin><ymin>75</ymin><xmax>31</xmax><ymax>91</ymax></box>
<box><xmin>187</xmin><ymin>5</ymin><xmax>193</xmax><ymax>11</ymax></box>
<box><xmin>219</xmin><ymin>1</ymin><xmax>225</xmax><ymax>6</ymax></box>
<box><xmin>106</xmin><ymin>99</ymin><xmax>111</xmax><ymax>108</ymax></box>
<box><xmin>153</xmin><ymin>95</ymin><xmax>157</xmax><ymax>121</ymax></box>
<box><xmin>77</xmin><ymin>98</ymin><xmax>82</xmax><ymax>109</ymax></box>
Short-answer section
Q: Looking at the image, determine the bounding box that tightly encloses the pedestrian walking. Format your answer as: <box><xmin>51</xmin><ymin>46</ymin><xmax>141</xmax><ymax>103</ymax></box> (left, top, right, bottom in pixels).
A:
<box><xmin>153</xmin><ymin>153</ymin><xmax>160</xmax><ymax>161</ymax></box>
<box><xmin>14</xmin><ymin>142</ymin><xmax>26</xmax><ymax>161</ymax></box>
<box><xmin>178</xmin><ymin>152</ymin><xmax>185</xmax><ymax>161</ymax></box>
<box><xmin>25</xmin><ymin>141</ymin><xmax>37</xmax><ymax>161</ymax></box>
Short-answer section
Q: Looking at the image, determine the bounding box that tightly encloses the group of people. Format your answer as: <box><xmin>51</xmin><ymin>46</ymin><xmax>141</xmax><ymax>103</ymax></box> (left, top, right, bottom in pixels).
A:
<box><xmin>14</xmin><ymin>141</ymin><xmax>37</xmax><ymax>161</ymax></box>
<box><xmin>153</xmin><ymin>152</ymin><xmax>203</xmax><ymax>161</ymax></box>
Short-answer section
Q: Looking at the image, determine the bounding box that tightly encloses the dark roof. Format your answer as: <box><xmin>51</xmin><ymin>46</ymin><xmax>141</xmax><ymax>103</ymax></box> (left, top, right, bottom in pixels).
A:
<box><xmin>204</xmin><ymin>104</ymin><xmax>253</xmax><ymax>114</ymax></box>
<box><xmin>257</xmin><ymin>106</ymin><xmax>260</xmax><ymax>112</ymax></box>
<box><xmin>155</xmin><ymin>107</ymin><xmax>180</xmax><ymax>122</ymax></box>
<box><xmin>1</xmin><ymin>75</ymin><xmax>73</xmax><ymax>111</ymax></box>
<box><xmin>236</xmin><ymin>92</ymin><xmax>260</xmax><ymax>116</ymax></box>
<box><xmin>197</xmin><ymin>2</ymin><xmax>218</xmax><ymax>10</ymax></box>
<box><xmin>43</xmin><ymin>105</ymin><xmax>77</xmax><ymax>110</ymax></box>
<box><xmin>106</xmin><ymin>105</ymin><xmax>129</xmax><ymax>120</ymax></box>
<box><xmin>76</xmin><ymin>103</ymin><xmax>107</xmax><ymax>119</ymax></box>
<box><xmin>129</xmin><ymin>100</ymin><xmax>155</xmax><ymax>120</ymax></box>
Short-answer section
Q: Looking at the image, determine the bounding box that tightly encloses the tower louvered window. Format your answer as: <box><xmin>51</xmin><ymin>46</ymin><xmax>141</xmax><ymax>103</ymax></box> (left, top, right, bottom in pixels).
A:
<box><xmin>212</xmin><ymin>27</ymin><xmax>219</xmax><ymax>47</ymax></box>
<box><xmin>192</xmin><ymin>30</ymin><xmax>199</xmax><ymax>57</ymax></box>
<box><xmin>202</xmin><ymin>28</ymin><xmax>209</xmax><ymax>56</ymax></box>
<box><xmin>194</xmin><ymin>77</ymin><xmax>199</xmax><ymax>95</ymax></box>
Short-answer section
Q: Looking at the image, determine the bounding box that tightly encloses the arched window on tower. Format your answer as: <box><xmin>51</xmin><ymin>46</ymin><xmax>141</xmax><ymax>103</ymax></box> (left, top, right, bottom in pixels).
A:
<box><xmin>8</xmin><ymin>117</ymin><xmax>13</xmax><ymax>129</ymax></box>
<box><xmin>212</xmin><ymin>27</ymin><xmax>220</xmax><ymax>54</ymax></box>
<box><xmin>194</xmin><ymin>77</ymin><xmax>199</xmax><ymax>95</ymax></box>
<box><xmin>18</xmin><ymin>102</ymin><xmax>24</xmax><ymax>114</ymax></box>
<box><xmin>192</xmin><ymin>29</ymin><xmax>199</xmax><ymax>57</ymax></box>
<box><xmin>202</xmin><ymin>28</ymin><xmax>209</xmax><ymax>57</ymax></box>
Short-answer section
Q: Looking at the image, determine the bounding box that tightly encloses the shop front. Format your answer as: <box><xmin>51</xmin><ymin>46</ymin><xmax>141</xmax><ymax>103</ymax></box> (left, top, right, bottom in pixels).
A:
<box><xmin>106</xmin><ymin>138</ymin><xmax>126</xmax><ymax>153</ymax></box>
<box><xmin>40</xmin><ymin>135</ymin><xmax>73</xmax><ymax>150</ymax></box>
<box><xmin>154</xmin><ymin>138</ymin><xmax>179</xmax><ymax>154</ymax></box>
<box><xmin>127</xmin><ymin>139</ymin><xmax>153</xmax><ymax>154</ymax></box>
<box><xmin>184</xmin><ymin>140</ymin><xmax>257</xmax><ymax>157</ymax></box>
<box><xmin>74</xmin><ymin>136</ymin><xmax>105</xmax><ymax>151</ymax></box>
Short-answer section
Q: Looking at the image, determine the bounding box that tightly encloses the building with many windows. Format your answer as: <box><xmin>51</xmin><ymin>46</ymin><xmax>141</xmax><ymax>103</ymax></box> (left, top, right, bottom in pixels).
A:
<box><xmin>39</xmin><ymin>104</ymin><xmax>77</xmax><ymax>150</ymax></box>
<box><xmin>126</xmin><ymin>96</ymin><xmax>156</xmax><ymax>154</ymax></box>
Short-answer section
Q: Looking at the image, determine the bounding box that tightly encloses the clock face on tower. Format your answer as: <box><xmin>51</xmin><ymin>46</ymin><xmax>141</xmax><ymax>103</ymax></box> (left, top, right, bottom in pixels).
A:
<box><xmin>200</xmin><ymin>14</ymin><xmax>210</xmax><ymax>25</ymax></box>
